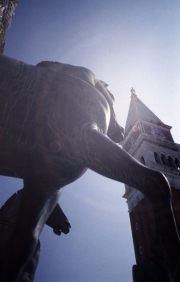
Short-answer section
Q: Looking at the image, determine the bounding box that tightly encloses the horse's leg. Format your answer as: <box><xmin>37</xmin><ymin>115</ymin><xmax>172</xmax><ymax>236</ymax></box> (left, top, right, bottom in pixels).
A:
<box><xmin>46</xmin><ymin>203</ymin><xmax>71</xmax><ymax>235</ymax></box>
<box><xmin>80</xmin><ymin>126</ymin><xmax>180</xmax><ymax>269</ymax></box>
<box><xmin>0</xmin><ymin>177</ymin><xmax>63</xmax><ymax>282</ymax></box>
<box><xmin>20</xmin><ymin>240</ymin><xmax>40</xmax><ymax>282</ymax></box>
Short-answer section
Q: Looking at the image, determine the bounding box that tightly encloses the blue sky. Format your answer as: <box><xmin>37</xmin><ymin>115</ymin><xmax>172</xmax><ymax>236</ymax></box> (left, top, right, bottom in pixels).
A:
<box><xmin>1</xmin><ymin>1</ymin><xmax>180</xmax><ymax>281</ymax></box>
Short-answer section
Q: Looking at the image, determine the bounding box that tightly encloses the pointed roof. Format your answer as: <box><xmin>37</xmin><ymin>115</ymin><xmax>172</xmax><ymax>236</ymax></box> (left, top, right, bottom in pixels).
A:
<box><xmin>125</xmin><ymin>90</ymin><xmax>164</xmax><ymax>134</ymax></box>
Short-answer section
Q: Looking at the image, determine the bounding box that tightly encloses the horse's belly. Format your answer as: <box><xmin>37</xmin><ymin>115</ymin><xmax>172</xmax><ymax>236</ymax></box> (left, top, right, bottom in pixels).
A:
<box><xmin>0</xmin><ymin>131</ymin><xmax>87</xmax><ymax>185</ymax></box>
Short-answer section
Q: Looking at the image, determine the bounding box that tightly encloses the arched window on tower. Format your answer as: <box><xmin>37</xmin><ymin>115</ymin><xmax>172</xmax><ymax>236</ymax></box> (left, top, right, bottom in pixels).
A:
<box><xmin>175</xmin><ymin>158</ymin><xmax>180</xmax><ymax>170</ymax></box>
<box><xmin>168</xmin><ymin>156</ymin><xmax>174</xmax><ymax>168</ymax></box>
<box><xmin>140</xmin><ymin>156</ymin><xmax>145</xmax><ymax>165</ymax></box>
<box><xmin>139</xmin><ymin>246</ymin><xmax>143</xmax><ymax>254</ymax></box>
<box><xmin>161</xmin><ymin>154</ymin><xmax>167</xmax><ymax>166</ymax></box>
<box><xmin>154</xmin><ymin>152</ymin><xmax>161</xmax><ymax>164</ymax></box>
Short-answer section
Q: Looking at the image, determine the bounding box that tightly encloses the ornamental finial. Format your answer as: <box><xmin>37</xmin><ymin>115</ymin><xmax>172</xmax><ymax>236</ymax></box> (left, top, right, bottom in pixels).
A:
<box><xmin>130</xmin><ymin>87</ymin><xmax>136</xmax><ymax>95</ymax></box>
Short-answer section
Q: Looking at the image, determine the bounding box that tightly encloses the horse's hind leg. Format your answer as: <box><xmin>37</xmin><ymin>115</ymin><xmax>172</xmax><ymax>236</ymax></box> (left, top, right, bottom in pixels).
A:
<box><xmin>80</xmin><ymin>126</ymin><xmax>180</xmax><ymax>269</ymax></box>
<box><xmin>0</xmin><ymin>177</ymin><xmax>63</xmax><ymax>282</ymax></box>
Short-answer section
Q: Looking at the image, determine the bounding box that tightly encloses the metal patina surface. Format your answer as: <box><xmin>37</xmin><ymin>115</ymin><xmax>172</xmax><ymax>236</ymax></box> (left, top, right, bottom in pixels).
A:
<box><xmin>0</xmin><ymin>54</ymin><xmax>179</xmax><ymax>281</ymax></box>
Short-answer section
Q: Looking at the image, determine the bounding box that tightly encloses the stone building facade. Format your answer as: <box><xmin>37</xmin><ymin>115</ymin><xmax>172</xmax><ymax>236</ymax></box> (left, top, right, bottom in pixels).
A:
<box><xmin>0</xmin><ymin>0</ymin><xmax>18</xmax><ymax>53</ymax></box>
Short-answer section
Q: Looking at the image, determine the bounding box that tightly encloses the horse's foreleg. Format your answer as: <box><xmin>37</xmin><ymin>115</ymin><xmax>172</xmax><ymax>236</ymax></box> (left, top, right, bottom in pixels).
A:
<box><xmin>0</xmin><ymin>178</ymin><xmax>62</xmax><ymax>282</ymax></box>
<box><xmin>46</xmin><ymin>203</ymin><xmax>71</xmax><ymax>235</ymax></box>
<box><xmin>20</xmin><ymin>240</ymin><xmax>41</xmax><ymax>282</ymax></box>
<box><xmin>80</xmin><ymin>127</ymin><xmax>180</xmax><ymax>269</ymax></box>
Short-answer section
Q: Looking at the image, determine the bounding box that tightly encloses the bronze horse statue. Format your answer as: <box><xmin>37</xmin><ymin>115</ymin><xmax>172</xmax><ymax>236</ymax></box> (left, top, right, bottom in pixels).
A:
<box><xmin>0</xmin><ymin>54</ymin><xmax>179</xmax><ymax>281</ymax></box>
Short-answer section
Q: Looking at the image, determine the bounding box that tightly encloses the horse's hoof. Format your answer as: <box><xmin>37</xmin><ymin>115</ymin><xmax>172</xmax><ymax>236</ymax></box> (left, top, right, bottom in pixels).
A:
<box><xmin>21</xmin><ymin>272</ymin><xmax>32</xmax><ymax>282</ymax></box>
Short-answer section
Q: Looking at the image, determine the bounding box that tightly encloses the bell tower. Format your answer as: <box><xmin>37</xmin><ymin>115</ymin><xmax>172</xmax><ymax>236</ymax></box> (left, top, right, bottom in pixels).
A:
<box><xmin>122</xmin><ymin>89</ymin><xmax>180</xmax><ymax>281</ymax></box>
